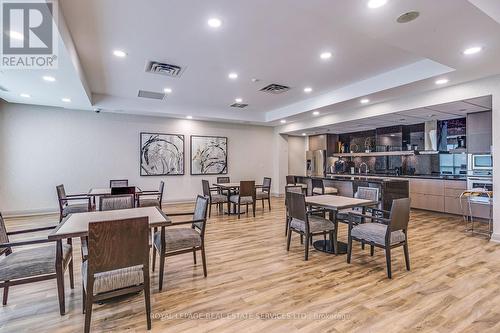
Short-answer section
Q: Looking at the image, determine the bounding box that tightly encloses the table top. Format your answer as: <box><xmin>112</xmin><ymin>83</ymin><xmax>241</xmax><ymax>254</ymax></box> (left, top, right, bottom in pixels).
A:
<box><xmin>88</xmin><ymin>187</ymin><xmax>142</xmax><ymax>196</ymax></box>
<box><xmin>213</xmin><ymin>182</ymin><xmax>263</xmax><ymax>189</ymax></box>
<box><xmin>48</xmin><ymin>206</ymin><xmax>171</xmax><ymax>240</ymax></box>
<box><xmin>305</xmin><ymin>195</ymin><xmax>378</xmax><ymax>210</ymax></box>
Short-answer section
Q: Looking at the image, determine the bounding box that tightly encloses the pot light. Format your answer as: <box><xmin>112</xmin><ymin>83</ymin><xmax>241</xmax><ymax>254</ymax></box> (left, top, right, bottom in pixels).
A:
<box><xmin>302</xmin><ymin>133</ymin><xmax>306</xmax><ymax>136</ymax></box>
<box><xmin>207</xmin><ymin>18</ymin><xmax>222</xmax><ymax>28</ymax></box>
<box><xmin>186</xmin><ymin>115</ymin><xmax>193</xmax><ymax>119</ymax></box>
<box><xmin>163</xmin><ymin>87</ymin><xmax>172</xmax><ymax>94</ymax></box>
<box><xmin>435</xmin><ymin>78</ymin><xmax>449</xmax><ymax>85</ymax></box>
<box><xmin>280</xmin><ymin>120</ymin><xmax>287</xmax><ymax>124</ymax></box>
<box><xmin>42</xmin><ymin>75</ymin><xmax>56</xmax><ymax>82</ymax></box>
<box><xmin>228</xmin><ymin>72</ymin><xmax>238</xmax><ymax>80</ymax></box>
<box><xmin>113</xmin><ymin>50</ymin><xmax>127</xmax><ymax>57</ymax></box>
<box><xmin>61</xmin><ymin>98</ymin><xmax>71</xmax><ymax>103</ymax></box>
<box><xmin>320</xmin><ymin>52</ymin><xmax>332</xmax><ymax>60</ymax></box>
<box><xmin>360</xmin><ymin>98</ymin><xmax>370</xmax><ymax>104</ymax></box>
<box><xmin>235</xmin><ymin>98</ymin><xmax>243</xmax><ymax>103</ymax></box>
<box><xmin>313</xmin><ymin>111</ymin><xmax>320</xmax><ymax>116</ymax></box>
<box><xmin>367</xmin><ymin>0</ymin><xmax>388</xmax><ymax>9</ymax></box>
<box><xmin>20</xmin><ymin>93</ymin><xmax>31</xmax><ymax>98</ymax></box>
<box><xmin>463</xmin><ymin>46</ymin><xmax>482</xmax><ymax>55</ymax></box>
<box><xmin>304</xmin><ymin>87</ymin><xmax>313</xmax><ymax>93</ymax></box>
<box><xmin>8</xmin><ymin>31</ymin><xmax>24</xmax><ymax>40</ymax></box>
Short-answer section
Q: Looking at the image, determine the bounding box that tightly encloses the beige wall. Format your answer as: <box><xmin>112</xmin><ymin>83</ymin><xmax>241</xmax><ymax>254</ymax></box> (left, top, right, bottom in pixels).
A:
<box><xmin>288</xmin><ymin>136</ymin><xmax>306</xmax><ymax>176</ymax></box>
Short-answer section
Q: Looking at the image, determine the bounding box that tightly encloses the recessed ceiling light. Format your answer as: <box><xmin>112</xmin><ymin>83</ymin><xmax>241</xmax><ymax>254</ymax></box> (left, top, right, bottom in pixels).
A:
<box><xmin>235</xmin><ymin>98</ymin><xmax>243</xmax><ymax>103</ymax></box>
<box><xmin>113</xmin><ymin>50</ymin><xmax>127</xmax><ymax>57</ymax></box>
<box><xmin>20</xmin><ymin>93</ymin><xmax>30</xmax><ymax>98</ymax></box>
<box><xmin>313</xmin><ymin>111</ymin><xmax>320</xmax><ymax>116</ymax></box>
<box><xmin>61</xmin><ymin>98</ymin><xmax>71</xmax><ymax>103</ymax></box>
<box><xmin>8</xmin><ymin>31</ymin><xmax>24</xmax><ymax>40</ymax></box>
<box><xmin>367</xmin><ymin>0</ymin><xmax>388</xmax><ymax>9</ymax></box>
<box><xmin>186</xmin><ymin>115</ymin><xmax>193</xmax><ymax>119</ymax></box>
<box><xmin>302</xmin><ymin>133</ymin><xmax>306</xmax><ymax>136</ymax></box>
<box><xmin>304</xmin><ymin>87</ymin><xmax>313</xmax><ymax>93</ymax></box>
<box><xmin>228</xmin><ymin>72</ymin><xmax>238</xmax><ymax>80</ymax></box>
<box><xmin>463</xmin><ymin>46</ymin><xmax>482</xmax><ymax>55</ymax></box>
<box><xmin>42</xmin><ymin>75</ymin><xmax>56</xmax><ymax>82</ymax></box>
<box><xmin>320</xmin><ymin>52</ymin><xmax>332</xmax><ymax>60</ymax></box>
<box><xmin>207</xmin><ymin>18</ymin><xmax>222</xmax><ymax>28</ymax></box>
<box><xmin>280</xmin><ymin>120</ymin><xmax>287</xmax><ymax>124</ymax></box>
<box><xmin>360</xmin><ymin>98</ymin><xmax>370</xmax><ymax>104</ymax></box>
<box><xmin>435</xmin><ymin>78</ymin><xmax>449</xmax><ymax>85</ymax></box>
<box><xmin>163</xmin><ymin>87</ymin><xmax>172</xmax><ymax>94</ymax></box>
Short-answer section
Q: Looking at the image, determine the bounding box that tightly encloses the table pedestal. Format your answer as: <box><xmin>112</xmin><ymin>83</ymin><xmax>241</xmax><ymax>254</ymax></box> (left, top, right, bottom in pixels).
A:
<box><xmin>313</xmin><ymin>240</ymin><xmax>348</xmax><ymax>255</ymax></box>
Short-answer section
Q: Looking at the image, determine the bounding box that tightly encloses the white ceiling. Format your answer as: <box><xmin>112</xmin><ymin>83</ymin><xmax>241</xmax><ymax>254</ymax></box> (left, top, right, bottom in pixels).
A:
<box><xmin>0</xmin><ymin>0</ymin><xmax>499</xmax><ymax>125</ymax></box>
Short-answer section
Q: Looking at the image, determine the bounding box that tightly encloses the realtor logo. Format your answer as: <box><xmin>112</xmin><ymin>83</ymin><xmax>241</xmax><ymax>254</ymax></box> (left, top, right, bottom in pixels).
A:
<box><xmin>1</xmin><ymin>0</ymin><xmax>58</xmax><ymax>68</ymax></box>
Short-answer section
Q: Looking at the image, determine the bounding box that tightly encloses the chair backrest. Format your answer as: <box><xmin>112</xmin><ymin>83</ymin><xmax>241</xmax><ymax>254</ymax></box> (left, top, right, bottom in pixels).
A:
<box><xmin>99</xmin><ymin>194</ymin><xmax>135</xmax><ymax>211</ymax></box>
<box><xmin>110</xmin><ymin>179</ymin><xmax>128</xmax><ymax>187</ymax></box>
<box><xmin>311</xmin><ymin>178</ymin><xmax>324</xmax><ymax>190</ymax></box>
<box><xmin>0</xmin><ymin>213</ymin><xmax>11</xmax><ymax>256</ymax></box>
<box><xmin>288</xmin><ymin>192</ymin><xmax>308</xmax><ymax>223</ymax></box>
<box><xmin>355</xmin><ymin>187</ymin><xmax>379</xmax><ymax>202</ymax></box>
<box><xmin>217</xmin><ymin>176</ymin><xmax>230</xmax><ymax>184</ymax></box>
<box><xmin>239</xmin><ymin>180</ymin><xmax>256</xmax><ymax>199</ymax></box>
<box><xmin>158</xmin><ymin>181</ymin><xmax>165</xmax><ymax>202</ymax></box>
<box><xmin>286</xmin><ymin>175</ymin><xmax>295</xmax><ymax>185</ymax></box>
<box><xmin>111</xmin><ymin>186</ymin><xmax>136</xmax><ymax>195</ymax></box>
<box><xmin>285</xmin><ymin>185</ymin><xmax>303</xmax><ymax>207</ymax></box>
<box><xmin>87</xmin><ymin>217</ymin><xmax>149</xmax><ymax>274</ymax></box>
<box><xmin>56</xmin><ymin>184</ymin><xmax>67</xmax><ymax>207</ymax></box>
<box><xmin>262</xmin><ymin>177</ymin><xmax>272</xmax><ymax>192</ymax></box>
<box><xmin>201</xmin><ymin>179</ymin><xmax>211</xmax><ymax>197</ymax></box>
<box><xmin>388</xmin><ymin>198</ymin><xmax>411</xmax><ymax>232</ymax></box>
<box><xmin>192</xmin><ymin>195</ymin><xmax>209</xmax><ymax>234</ymax></box>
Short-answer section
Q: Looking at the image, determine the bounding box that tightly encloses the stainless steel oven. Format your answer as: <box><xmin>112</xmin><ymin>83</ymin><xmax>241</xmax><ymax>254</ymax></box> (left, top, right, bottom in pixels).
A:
<box><xmin>470</xmin><ymin>154</ymin><xmax>493</xmax><ymax>171</ymax></box>
<box><xmin>466</xmin><ymin>176</ymin><xmax>493</xmax><ymax>192</ymax></box>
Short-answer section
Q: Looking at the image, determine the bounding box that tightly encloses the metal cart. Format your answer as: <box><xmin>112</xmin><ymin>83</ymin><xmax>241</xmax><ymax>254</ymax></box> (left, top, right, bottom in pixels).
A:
<box><xmin>459</xmin><ymin>189</ymin><xmax>493</xmax><ymax>239</ymax></box>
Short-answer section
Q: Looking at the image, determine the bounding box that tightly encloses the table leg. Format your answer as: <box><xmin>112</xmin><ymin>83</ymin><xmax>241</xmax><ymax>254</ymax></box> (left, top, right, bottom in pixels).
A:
<box><xmin>55</xmin><ymin>240</ymin><xmax>66</xmax><ymax>315</ymax></box>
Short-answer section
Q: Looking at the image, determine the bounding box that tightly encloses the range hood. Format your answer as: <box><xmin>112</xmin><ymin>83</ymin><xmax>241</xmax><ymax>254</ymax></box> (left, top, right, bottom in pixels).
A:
<box><xmin>421</xmin><ymin>120</ymin><xmax>440</xmax><ymax>154</ymax></box>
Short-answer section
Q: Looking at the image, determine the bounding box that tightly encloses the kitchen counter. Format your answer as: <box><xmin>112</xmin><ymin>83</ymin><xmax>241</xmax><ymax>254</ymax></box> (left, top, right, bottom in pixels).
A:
<box><xmin>324</xmin><ymin>173</ymin><xmax>467</xmax><ymax>181</ymax></box>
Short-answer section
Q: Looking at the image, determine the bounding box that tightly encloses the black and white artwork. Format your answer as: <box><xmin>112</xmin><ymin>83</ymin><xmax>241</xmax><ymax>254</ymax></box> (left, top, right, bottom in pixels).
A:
<box><xmin>140</xmin><ymin>133</ymin><xmax>184</xmax><ymax>176</ymax></box>
<box><xmin>190</xmin><ymin>135</ymin><xmax>228</xmax><ymax>175</ymax></box>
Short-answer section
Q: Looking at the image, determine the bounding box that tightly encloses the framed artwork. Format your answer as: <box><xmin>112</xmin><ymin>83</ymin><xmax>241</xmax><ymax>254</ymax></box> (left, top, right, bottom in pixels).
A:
<box><xmin>140</xmin><ymin>132</ymin><xmax>184</xmax><ymax>176</ymax></box>
<box><xmin>190</xmin><ymin>135</ymin><xmax>228</xmax><ymax>175</ymax></box>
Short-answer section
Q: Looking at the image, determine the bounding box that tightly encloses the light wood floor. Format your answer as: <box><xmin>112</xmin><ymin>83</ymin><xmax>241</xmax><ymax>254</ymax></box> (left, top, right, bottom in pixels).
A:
<box><xmin>1</xmin><ymin>198</ymin><xmax>500</xmax><ymax>333</ymax></box>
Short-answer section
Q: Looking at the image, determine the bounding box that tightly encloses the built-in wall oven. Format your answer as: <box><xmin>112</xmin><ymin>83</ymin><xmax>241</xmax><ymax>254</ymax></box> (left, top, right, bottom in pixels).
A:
<box><xmin>467</xmin><ymin>176</ymin><xmax>493</xmax><ymax>192</ymax></box>
<box><xmin>470</xmin><ymin>154</ymin><xmax>493</xmax><ymax>171</ymax></box>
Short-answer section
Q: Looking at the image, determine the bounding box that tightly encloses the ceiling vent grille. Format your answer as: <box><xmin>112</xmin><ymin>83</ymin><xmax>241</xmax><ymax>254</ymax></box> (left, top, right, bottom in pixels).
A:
<box><xmin>0</xmin><ymin>85</ymin><xmax>8</xmax><ymax>92</ymax></box>
<box><xmin>260</xmin><ymin>83</ymin><xmax>290</xmax><ymax>94</ymax></box>
<box><xmin>230</xmin><ymin>103</ymin><xmax>248</xmax><ymax>108</ymax></box>
<box><xmin>145</xmin><ymin>60</ymin><xmax>185</xmax><ymax>78</ymax></box>
<box><xmin>138</xmin><ymin>90</ymin><xmax>165</xmax><ymax>100</ymax></box>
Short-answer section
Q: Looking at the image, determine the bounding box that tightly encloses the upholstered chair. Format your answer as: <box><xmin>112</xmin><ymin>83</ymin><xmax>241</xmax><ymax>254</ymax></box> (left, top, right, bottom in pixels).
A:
<box><xmin>284</xmin><ymin>185</ymin><xmax>303</xmax><ymax>236</ymax></box>
<box><xmin>202</xmin><ymin>180</ymin><xmax>227</xmax><ymax>217</ymax></box>
<box><xmin>56</xmin><ymin>184</ymin><xmax>93</xmax><ymax>222</ymax></box>
<box><xmin>312</xmin><ymin>179</ymin><xmax>338</xmax><ymax>195</ymax></box>
<box><xmin>229</xmin><ymin>181</ymin><xmax>256</xmax><ymax>219</ymax></box>
<box><xmin>256</xmin><ymin>177</ymin><xmax>272</xmax><ymax>211</ymax></box>
<box><xmin>137</xmin><ymin>181</ymin><xmax>165</xmax><ymax>208</ymax></box>
<box><xmin>99</xmin><ymin>194</ymin><xmax>135</xmax><ymax>211</ymax></box>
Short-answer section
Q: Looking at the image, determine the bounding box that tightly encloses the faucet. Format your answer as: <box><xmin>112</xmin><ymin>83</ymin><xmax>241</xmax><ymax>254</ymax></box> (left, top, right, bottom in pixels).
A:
<box><xmin>359</xmin><ymin>162</ymin><xmax>369</xmax><ymax>175</ymax></box>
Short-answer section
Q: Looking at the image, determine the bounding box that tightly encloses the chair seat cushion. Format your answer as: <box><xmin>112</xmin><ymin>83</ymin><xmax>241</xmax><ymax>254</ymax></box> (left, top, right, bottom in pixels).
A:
<box><xmin>82</xmin><ymin>261</ymin><xmax>144</xmax><ymax>295</ymax></box>
<box><xmin>0</xmin><ymin>244</ymin><xmax>72</xmax><ymax>281</ymax></box>
<box><xmin>211</xmin><ymin>194</ymin><xmax>227</xmax><ymax>204</ymax></box>
<box><xmin>153</xmin><ymin>228</ymin><xmax>202</xmax><ymax>253</ymax></box>
<box><xmin>229</xmin><ymin>195</ymin><xmax>253</xmax><ymax>204</ymax></box>
<box><xmin>139</xmin><ymin>198</ymin><xmax>160</xmax><ymax>207</ymax></box>
<box><xmin>351</xmin><ymin>223</ymin><xmax>406</xmax><ymax>245</ymax></box>
<box><xmin>62</xmin><ymin>203</ymin><xmax>90</xmax><ymax>216</ymax></box>
<box><xmin>313</xmin><ymin>187</ymin><xmax>338</xmax><ymax>195</ymax></box>
<box><xmin>256</xmin><ymin>191</ymin><xmax>269</xmax><ymax>199</ymax></box>
<box><xmin>290</xmin><ymin>215</ymin><xmax>336</xmax><ymax>233</ymax></box>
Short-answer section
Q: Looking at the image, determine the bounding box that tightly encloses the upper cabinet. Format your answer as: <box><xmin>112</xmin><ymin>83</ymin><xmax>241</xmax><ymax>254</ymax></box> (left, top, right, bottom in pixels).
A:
<box><xmin>467</xmin><ymin>111</ymin><xmax>492</xmax><ymax>154</ymax></box>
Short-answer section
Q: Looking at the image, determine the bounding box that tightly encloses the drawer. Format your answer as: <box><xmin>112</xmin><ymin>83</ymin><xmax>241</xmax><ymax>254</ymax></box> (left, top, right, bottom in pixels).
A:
<box><xmin>444</xmin><ymin>197</ymin><xmax>463</xmax><ymax>215</ymax></box>
<box><xmin>410</xmin><ymin>193</ymin><xmax>444</xmax><ymax>212</ymax></box>
<box><xmin>444</xmin><ymin>188</ymin><xmax>465</xmax><ymax>198</ymax></box>
<box><xmin>409</xmin><ymin>179</ymin><xmax>444</xmax><ymax>196</ymax></box>
<box><xmin>444</xmin><ymin>180</ymin><xmax>467</xmax><ymax>190</ymax></box>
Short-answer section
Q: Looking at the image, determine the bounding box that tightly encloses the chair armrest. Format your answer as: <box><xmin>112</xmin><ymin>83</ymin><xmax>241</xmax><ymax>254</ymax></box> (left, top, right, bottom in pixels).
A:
<box><xmin>167</xmin><ymin>212</ymin><xmax>194</xmax><ymax>217</ymax></box>
<box><xmin>0</xmin><ymin>238</ymin><xmax>55</xmax><ymax>248</ymax></box>
<box><xmin>140</xmin><ymin>190</ymin><xmax>159</xmax><ymax>193</ymax></box>
<box><xmin>61</xmin><ymin>196</ymin><xmax>90</xmax><ymax>201</ymax></box>
<box><xmin>137</xmin><ymin>192</ymin><xmax>160</xmax><ymax>198</ymax></box>
<box><xmin>7</xmin><ymin>225</ymin><xmax>56</xmax><ymax>235</ymax></box>
<box><xmin>371</xmin><ymin>208</ymin><xmax>390</xmax><ymax>217</ymax></box>
<box><xmin>166</xmin><ymin>218</ymin><xmax>206</xmax><ymax>226</ymax></box>
<box><xmin>348</xmin><ymin>211</ymin><xmax>391</xmax><ymax>224</ymax></box>
<box><xmin>307</xmin><ymin>209</ymin><xmax>326</xmax><ymax>215</ymax></box>
<box><xmin>66</xmin><ymin>193</ymin><xmax>90</xmax><ymax>198</ymax></box>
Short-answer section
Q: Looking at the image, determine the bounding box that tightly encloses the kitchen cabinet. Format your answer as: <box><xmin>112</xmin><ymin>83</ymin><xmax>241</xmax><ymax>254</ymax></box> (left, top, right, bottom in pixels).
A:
<box><xmin>409</xmin><ymin>179</ymin><xmax>444</xmax><ymax>211</ymax></box>
<box><xmin>444</xmin><ymin>180</ymin><xmax>466</xmax><ymax>215</ymax></box>
<box><xmin>467</xmin><ymin>111</ymin><xmax>492</xmax><ymax>153</ymax></box>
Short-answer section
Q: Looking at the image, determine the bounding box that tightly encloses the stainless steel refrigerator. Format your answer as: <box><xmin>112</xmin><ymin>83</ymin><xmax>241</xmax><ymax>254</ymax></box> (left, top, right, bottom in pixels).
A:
<box><xmin>306</xmin><ymin>150</ymin><xmax>326</xmax><ymax>177</ymax></box>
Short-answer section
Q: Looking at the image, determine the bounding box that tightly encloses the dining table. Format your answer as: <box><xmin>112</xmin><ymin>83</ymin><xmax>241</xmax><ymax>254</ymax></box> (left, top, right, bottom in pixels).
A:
<box><xmin>305</xmin><ymin>195</ymin><xmax>378</xmax><ymax>255</ymax></box>
<box><xmin>48</xmin><ymin>206</ymin><xmax>171</xmax><ymax>314</ymax></box>
<box><xmin>213</xmin><ymin>182</ymin><xmax>263</xmax><ymax>215</ymax></box>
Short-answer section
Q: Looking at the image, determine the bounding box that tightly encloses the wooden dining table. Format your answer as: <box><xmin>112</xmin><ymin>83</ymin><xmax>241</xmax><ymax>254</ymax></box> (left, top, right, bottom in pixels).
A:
<box><xmin>48</xmin><ymin>206</ymin><xmax>171</xmax><ymax>314</ymax></box>
<box><xmin>305</xmin><ymin>195</ymin><xmax>378</xmax><ymax>255</ymax></box>
<box><xmin>213</xmin><ymin>182</ymin><xmax>263</xmax><ymax>215</ymax></box>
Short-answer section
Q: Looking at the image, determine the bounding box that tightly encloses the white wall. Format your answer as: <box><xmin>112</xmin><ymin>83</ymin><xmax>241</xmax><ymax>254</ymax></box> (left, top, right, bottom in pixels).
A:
<box><xmin>0</xmin><ymin>103</ymin><xmax>275</xmax><ymax>215</ymax></box>
<box><xmin>288</xmin><ymin>136</ymin><xmax>306</xmax><ymax>176</ymax></box>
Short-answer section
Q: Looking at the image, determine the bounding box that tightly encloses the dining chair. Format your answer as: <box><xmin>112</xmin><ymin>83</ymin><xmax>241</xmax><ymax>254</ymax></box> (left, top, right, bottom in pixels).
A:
<box><xmin>229</xmin><ymin>181</ymin><xmax>256</xmax><ymax>219</ymax></box>
<box><xmin>337</xmin><ymin>187</ymin><xmax>380</xmax><ymax>222</ymax></box>
<box><xmin>0</xmin><ymin>213</ymin><xmax>74</xmax><ymax>315</ymax></box>
<box><xmin>202</xmin><ymin>180</ymin><xmax>227</xmax><ymax>217</ymax></box>
<box><xmin>137</xmin><ymin>181</ymin><xmax>165</xmax><ymax>208</ymax></box>
<box><xmin>216</xmin><ymin>176</ymin><xmax>230</xmax><ymax>183</ymax></box>
<box><xmin>347</xmin><ymin>198</ymin><xmax>411</xmax><ymax>278</ymax></box>
<box><xmin>286</xmin><ymin>192</ymin><xmax>337</xmax><ymax>260</ymax></box>
<box><xmin>257</xmin><ymin>177</ymin><xmax>272</xmax><ymax>211</ymax></box>
<box><xmin>82</xmin><ymin>216</ymin><xmax>151</xmax><ymax>333</ymax></box>
<box><xmin>99</xmin><ymin>194</ymin><xmax>135</xmax><ymax>211</ymax></box>
<box><xmin>312</xmin><ymin>179</ymin><xmax>338</xmax><ymax>195</ymax></box>
<box><xmin>284</xmin><ymin>185</ymin><xmax>303</xmax><ymax>236</ymax></box>
<box><xmin>110</xmin><ymin>179</ymin><xmax>128</xmax><ymax>187</ymax></box>
<box><xmin>110</xmin><ymin>186</ymin><xmax>136</xmax><ymax>196</ymax></box>
<box><xmin>286</xmin><ymin>175</ymin><xmax>295</xmax><ymax>185</ymax></box>
<box><xmin>152</xmin><ymin>195</ymin><xmax>208</xmax><ymax>291</ymax></box>
<box><xmin>56</xmin><ymin>184</ymin><xmax>93</xmax><ymax>222</ymax></box>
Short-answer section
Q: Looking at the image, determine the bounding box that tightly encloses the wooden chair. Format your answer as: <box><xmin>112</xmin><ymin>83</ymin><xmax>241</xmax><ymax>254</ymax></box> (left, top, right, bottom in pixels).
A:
<box><xmin>284</xmin><ymin>185</ymin><xmax>303</xmax><ymax>236</ymax></box>
<box><xmin>216</xmin><ymin>176</ymin><xmax>232</xmax><ymax>195</ymax></box>
<box><xmin>229</xmin><ymin>181</ymin><xmax>256</xmax><ymax>219</ymax></box>
<box><xmin>286</xmin><ymin>175</ymin><xmax>295</xmax><ymax>185</ymax></box>
<box><xmin>83</xmin><ymin>217</ymin><xmax>151</xmax><ymax>333</ymax></box>
<box><xmin>109</xmin><ymin>179</ymin><xmax>128</xmax><ymax>187</ymax></box>
<box><xmin>312</xmin><ymin>179</ymin><xmax>338</xmax><ymax>195</ymax></box>
<box><xmin>257</xmin><ymin>177</ymin><xmax>272</xmax><ymax>211</ymax></box>
<box><xmin>347</xmin><ymin>198</ymin><xmax>411</xmax><ymax>278</ymax></box>
<box><xmin>99</xmin><ymin>194</ymin><xmax>135</xmax><ymax>211</ymax></box>
<box><xmin>202</xmin><ymin>180</ymin><xmax>227</xmax><ymax>217</ymax></box>
<box><xmin>0</xmin><ymin>213</ymin><xmax>74</xmax><ymax>315</ymax></box>
<box><xmin>110</xmin><ymin>186</ymin><xmax>136</xmax><ymax>196</ymax></box>
<box><xmin>137</xmin><ymin>181</ymin><xmax>165</xmax><ymax>208</ymax></box>
<box><xmin>152</xmin><ymin>195</ymin><xmax>208</xmax><ymax>291</ymax></box>
<box><xmin>286</xmin><ymin>192</ymin><xmax>337</xmax><ymax>260</ymax></box>
<box><xmin>56</xmin><ymin>184</ymin><xmax>93</xmax><ymax>222</ymax></box>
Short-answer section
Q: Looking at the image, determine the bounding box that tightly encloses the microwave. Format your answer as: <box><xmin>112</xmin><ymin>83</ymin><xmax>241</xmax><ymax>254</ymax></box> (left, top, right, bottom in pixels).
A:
<box><xmin>471</xmin><ymin>154</ymin><xmax>493</xmax><ymax>170</ymax></box>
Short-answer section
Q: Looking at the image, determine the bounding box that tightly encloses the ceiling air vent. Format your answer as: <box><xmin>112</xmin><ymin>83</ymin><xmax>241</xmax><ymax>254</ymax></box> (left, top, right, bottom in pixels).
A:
<box><xmin>145</xmin><ymin>60</ymin><xmax>185</xmax><ymax>78</ymax></box>
<box><xmin>260</xmin><ymin>83</ymin><xmax>290</xmax><ymax>94</ymax></box>
<box><xmin>138</xmin><ymin>90</ymin><xmax>165</xmax><ymax>100</ymax></box>
<box><xmin>230</xmin><ymin>103</ymin><xmax>248</xmax><ymax>108</ymax></box>
<box><xmin>0</xmin><ymin>85</ymin><xmax>8</xmax><ymax>92</ymax></box>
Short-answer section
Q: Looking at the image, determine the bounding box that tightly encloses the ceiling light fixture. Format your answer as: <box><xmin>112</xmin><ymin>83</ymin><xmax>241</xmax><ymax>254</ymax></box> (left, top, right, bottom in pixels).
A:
<box><xmin>42</xmin><ymin>75</ymin><xmax>56</xmax><ymax>82</ymax></box>
<box><xmin>186</xmin><ymin>115</ymin><xmax>193</xmax><ymax>119</ymax></box>
<box><xmin>320</xmin><ymin>52</ymin><xmax>332</xmax><ymax>60</ymax></box>
<box><xmin>463</xmin><ymin>46</ymin><xmax>482</xmax><ymax>55</ymax></box>
<box><xmin>207</xmin><ymin>18</ymin><xmax>222</xmax><ymax>28</ymax></box>
<box><xmin>367</xmin><ymin>0</ymin><xmax>388</xmax><ymax>9</ymax></box>
<box><xmin>61</xmin><ymin>98</ymin><xmax>71</xmax><ymax>103</ymax></box>
<box><xmin>235</xmin><ymin>98</ymin><xmax>243</xmax><ymax>103</ymax></box>
<box><xmin>228</xmin><ymin>72</ymin><xmax>238</xmax><ymax>80</ymax></box>
<box><xmin>163</xmin><ymin>87</ymin><xmax>172</xmax><ymax>94</ymax></box>
<box><xmin>435</xmin><ymin>78</ymin><xmax>449</xmax><ymax>85</ymax></box>
<box><xmin>280</xmin><ymin>120</ymin><xmax>287</xmax><ymax>124</ymax></box>
<box><xmin>302</xmin><ymin>133</ymin><xmax>306</xmax><ymax>136</ymax></box>
<box><xmin>313</xmin><ymin>111</ymin><xmax>320</xmax><ymax>116</ymax></box>
<box><xmin>20</xmin><ymin>93</ymin><xmax>30</xmax><ymax>98</ymax></box>
<box><xmin>113</xmin><ymin>50</ymin><xmax>127</xmax><ymax>57</ymax></box>
<box><xmin>8</xmin><ymin>31</ymin><xmax>24</xmax><ymax>40</ymax></box>
<box><xmin>304</xmin><ymin>87</ymin><xmax>313</xmax><ymax>93</ymax></box>
<box><xmin>360</xmin><ymin>98</ymin><xmax>370</xmax><ymax>104</ymax></box>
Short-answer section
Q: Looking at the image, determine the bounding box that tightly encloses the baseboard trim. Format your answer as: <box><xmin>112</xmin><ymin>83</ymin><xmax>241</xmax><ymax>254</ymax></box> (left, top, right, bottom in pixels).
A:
<box><xmin>490</xmin><ymin>233</ymin><xmax>500</xmax><ymax>243</ymax></box>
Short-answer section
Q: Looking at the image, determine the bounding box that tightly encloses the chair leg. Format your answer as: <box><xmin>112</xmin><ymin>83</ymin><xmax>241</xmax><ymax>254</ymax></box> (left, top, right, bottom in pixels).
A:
<box><xmin>286</xmin><ymin>228</ymin><xmax>292</xmax><ymax>251</ymax></box>
<box><xmin>84</xmin><ymin>287</ymin><xmax>93</xmax><ymax>333</ymax></box>
<box><xmin>201</xmin><ymin>246</ymin><xmax>208</xmax><ymax>277</ymax></box>
<box><xmin>2</xmin><ymin>284</ymin><xmax>8</xmax><ymax>305</ymax></box>
<box><xmin>143</xmin><ymin>271</ymin><xmax>152</xmax><ymax>330</ymax></box>
<box><xmin>246</xmin><ymin>203</ymin><xmax>249</xmax><ymax>216</ymax></box>
<box><xmin>208</xmin><ymin>203</ymin><xmax>212</xmax><ymax>218</ymax></box>
<box><xmin>362</xmin><ymin>243</ymin><xmax>365</xmax><ymax>250</ymax></box>
<box><xmin>159</xmin><ymin>253</ymin><xmax>165</xmax><ymax>291</ymax></box>
<box><xmin>192</xmin><ymin>248</ymin><xmax>197</xmax><ymax>264</ymax></box>
<box><xmin>403</xmin><ymin>242</ymin><xmax>411</xmax><ymax>271</ymax></box>
<box><xmin>252</xmin><ymin>203</ymin><xmax>256</xmax><ymax>217</ymax></box>
<box><xmin>237</xmin><ymin>203</ymin><xmax>241</xmax><ymax>219</ymax></box>
<box><xmin>262</xmin><ymin>199</ymin><xmax>264</xmax><ymax>210</ymax></box>
<box><xmin>300</xmin><ymin>234</ymin><xmax>303</xmax><ymax>244</ymax></box>
<box><xmin>285</xmin><ymin>216</ymin><xmax>289</xmax><ymax>236</ymax></box>
<box><xmin>385</xmin><ymin>247</ymin><xmax>392</xmax><ymax>279</ymax></box>
<box><xmin>68</xmin><ymin>257</ymin><xmax>75</xmax><ymax>289</ymax></box>
<box><xmin>82</xmin><ymin>285</ymin><xmax>85</xmax><ymax>314</ymax></box>
<box><xmin>268</xmin><ymin>197</ymin><xmax>271</xmax><ymax>211</ymax></box>
<box><xmin>304</xmin><ymin>233</ymin><xmax>310</xmax><ymax>261</ymax></box>
<box><xmin>370</xmin><ymin>245</ymin><xmax>374</xmax><ymax>256</ymax></box>
<box><xmin>152</xmin><ymin>246</ymin><xmax>156</xmax><ymax>272</ymax></box>
<box><xmin>56</xmin><ymin>262</ymin><xmax>65</xmax><ymax>315</ymax></box>
<box><xmin>347</xmin><ymin>237</ymin><xmax>352</xmax><ymax>264</ymax></box>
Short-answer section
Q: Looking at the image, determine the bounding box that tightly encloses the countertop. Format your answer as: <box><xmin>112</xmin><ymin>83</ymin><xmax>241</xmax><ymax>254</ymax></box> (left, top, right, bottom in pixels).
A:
<box><xmin>324</xmin><ymin>173</ymin><xmax>467</xmax><ymax>181</ymax></box>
